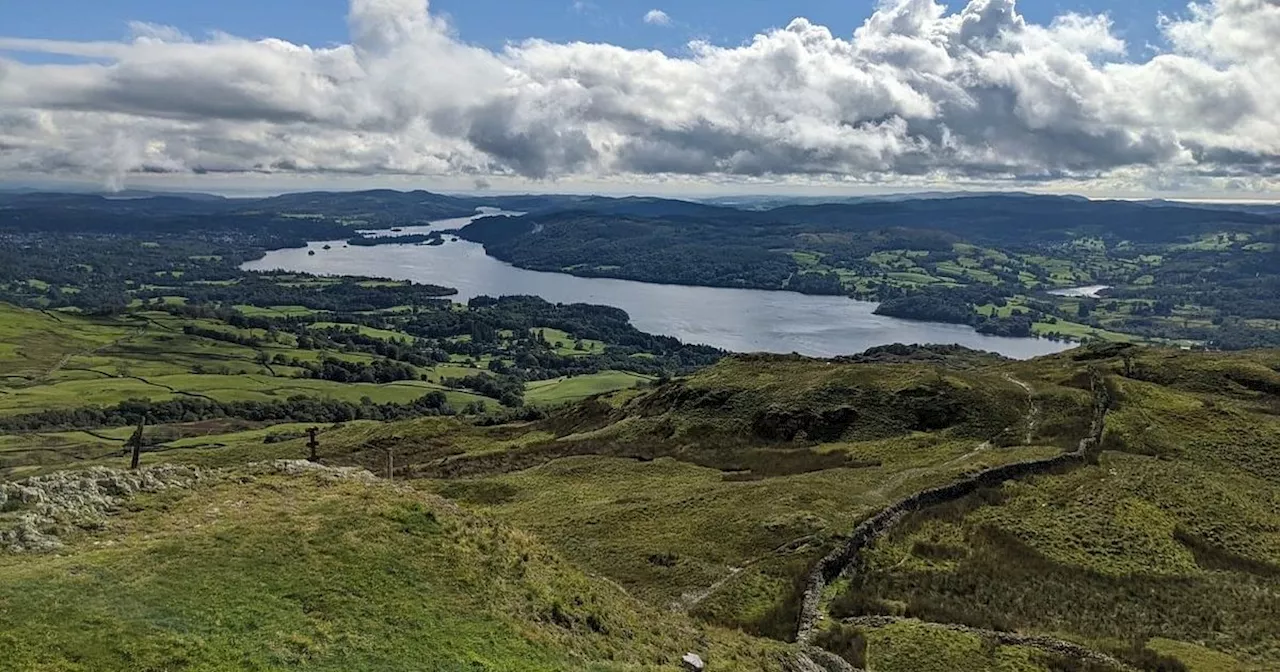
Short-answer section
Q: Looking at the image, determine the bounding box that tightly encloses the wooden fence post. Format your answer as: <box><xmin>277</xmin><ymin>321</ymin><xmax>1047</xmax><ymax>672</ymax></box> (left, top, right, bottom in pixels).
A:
<box><xmin>307</xmin><ymin>428</ymin><xmax>320</xmax><ymax>462</ymax></box>
<box><xmin>127</xmin><ymin>417</ymin><xmax>146</xmax><ymax>470</ymax></box>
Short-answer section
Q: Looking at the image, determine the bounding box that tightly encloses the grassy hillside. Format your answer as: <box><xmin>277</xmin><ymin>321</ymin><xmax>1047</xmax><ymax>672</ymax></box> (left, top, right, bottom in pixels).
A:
<box><xmin>317</xmin><ymin>346</ymin><xmax>1276</xmax><ymax>671</ymax></box>
<box><xmin>828</xmin><ymin>347</ymin><xmax>1280</xmax><ymax>671</ymax></box>
<box><xmin>255</xmin><ymin>347</ymin><xmax>1091</xmax><ymax>649</ymax></box>
<box><xmin>5</xmin><ymin>329</ymin><xmax>1280</xmax><ymax>670</ymax></box>
<box><xmin>0</xmin><ymin>464</ymin><xmax>789</xmax><ymax>671</ymax></box>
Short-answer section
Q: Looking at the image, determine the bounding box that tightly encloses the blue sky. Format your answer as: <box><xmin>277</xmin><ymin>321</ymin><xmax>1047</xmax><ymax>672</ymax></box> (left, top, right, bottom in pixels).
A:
<box><xmin>2</xmin><ymin>0</ymin><xmax>1189</xmax><ymax>55</ymax></box>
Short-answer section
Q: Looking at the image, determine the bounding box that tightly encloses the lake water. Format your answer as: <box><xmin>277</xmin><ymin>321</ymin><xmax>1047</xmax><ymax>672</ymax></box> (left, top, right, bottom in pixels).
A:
<box><xmin>244</xmin><ymin>214</ymin><xmax>1072</xmax><ymax>360</ymax></box>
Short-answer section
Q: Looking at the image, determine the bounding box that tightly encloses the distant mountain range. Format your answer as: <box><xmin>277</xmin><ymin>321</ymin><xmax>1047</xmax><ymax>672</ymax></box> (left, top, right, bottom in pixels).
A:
<box><xmin>2</xmin><ymin>187</ymin><xmax>1277</xmax><ymax>225</ymax></box>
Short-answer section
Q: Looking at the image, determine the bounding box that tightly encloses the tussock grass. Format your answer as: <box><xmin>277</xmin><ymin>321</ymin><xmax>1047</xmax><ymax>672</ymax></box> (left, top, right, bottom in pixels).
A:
<box><xmin>0</xmin><ymin>470</ymin><xmax>790</xmax><ymax>671</ymax></box>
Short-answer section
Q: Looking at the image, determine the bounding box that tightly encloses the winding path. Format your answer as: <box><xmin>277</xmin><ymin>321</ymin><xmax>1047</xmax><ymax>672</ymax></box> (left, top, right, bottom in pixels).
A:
<box><xmin>794</xmin><ymin>369</ymin><xmax>1113</xmax><ymax>669</ymax></box>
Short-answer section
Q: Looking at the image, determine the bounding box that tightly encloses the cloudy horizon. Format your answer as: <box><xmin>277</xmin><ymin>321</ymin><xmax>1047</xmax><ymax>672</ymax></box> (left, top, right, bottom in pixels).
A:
<box><xmin>1</xmin><ymin>0</ymin><xmax>1278</xmax><ymax>198</ymax></box>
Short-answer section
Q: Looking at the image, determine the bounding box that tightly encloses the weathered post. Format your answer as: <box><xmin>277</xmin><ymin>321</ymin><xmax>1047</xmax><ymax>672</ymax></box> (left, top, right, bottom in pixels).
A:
<box><xmin>126</xmin><ymin>417</ymin><xmax>146</xmax><ymax>470</ymax></box>
<box><xmin>306</xmin><ymin>427</ymin><xmax>320</xmax><ymax>462</ymax></box>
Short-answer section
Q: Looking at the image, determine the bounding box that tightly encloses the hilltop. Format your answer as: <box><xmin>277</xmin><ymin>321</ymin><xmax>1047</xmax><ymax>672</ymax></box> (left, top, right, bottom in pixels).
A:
<box><xmin>6</xmin><ymin>340</ymin><xmax>1278</xmax><ymax>670</ymax></box>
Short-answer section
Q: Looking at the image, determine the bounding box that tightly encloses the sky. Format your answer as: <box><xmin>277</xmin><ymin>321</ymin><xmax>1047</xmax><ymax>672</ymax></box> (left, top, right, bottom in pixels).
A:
<box><xmin>0</xmin><ymin>0</ymin><xmax>1277</xmax><ymax>197</ymax></box>
<box><xmin>0</xmin><ymin>1</ymin><xmax>1189</xmax><ymax>55</ymax></box>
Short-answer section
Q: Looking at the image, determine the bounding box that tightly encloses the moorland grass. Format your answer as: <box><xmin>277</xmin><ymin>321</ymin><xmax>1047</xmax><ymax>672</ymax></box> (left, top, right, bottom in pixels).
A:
<box><xmin>838</xmin><ymin>350</ymin><xmax>1280</xmax><ymax>669</ymax></box>
<box><xmin>0</xmin><ymin>472</ymin><xmax>791</xmax><ymax>671</ymax></box>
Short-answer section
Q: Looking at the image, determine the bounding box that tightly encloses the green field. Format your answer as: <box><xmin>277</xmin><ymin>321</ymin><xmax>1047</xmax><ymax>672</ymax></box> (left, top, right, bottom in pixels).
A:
<box><xmin>309</xmin><ymin>321</ymin><xmax>418</xmax><ymax>342</ymax></box>
<box><xmin>233</xmin><ymin>304</ymin><xmax>320</xmax><ymax>317</ymax></box>
<box><xmin>535</xmin><ymin>328</ymin><xmax>607</xmax><ymax>356</ymax></box>
<box><xmin>525</xmin><ymin>371</ymin><xmax>651</xmax><ymax>405</ymax></box>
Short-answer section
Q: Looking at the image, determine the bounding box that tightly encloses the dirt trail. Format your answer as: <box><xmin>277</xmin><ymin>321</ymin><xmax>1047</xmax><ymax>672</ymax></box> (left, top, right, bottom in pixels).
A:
<box><xmin>1003</xmin><ymin>373</ymin><xmax>1039</xmax><ymax>445</ymax></box>
<box><xmin>677</xmin><ymin>534</ymin><xmax>819</xmax><ymax>612</ymax></box>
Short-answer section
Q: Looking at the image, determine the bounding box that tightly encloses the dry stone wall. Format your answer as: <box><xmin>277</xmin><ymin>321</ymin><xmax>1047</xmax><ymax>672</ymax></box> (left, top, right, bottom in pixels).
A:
<box><xmin>796</xmin><ymin>370</ymin><xmax>1112</xmax><ymax>645</ymax></box>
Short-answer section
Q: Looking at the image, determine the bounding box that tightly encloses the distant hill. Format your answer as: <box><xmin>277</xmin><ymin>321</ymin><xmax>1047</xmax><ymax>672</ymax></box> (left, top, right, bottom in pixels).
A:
<box><xmin>102</xmin><ymin>189</ymin><xmax>228</xmax><ymax>201</ymax></box>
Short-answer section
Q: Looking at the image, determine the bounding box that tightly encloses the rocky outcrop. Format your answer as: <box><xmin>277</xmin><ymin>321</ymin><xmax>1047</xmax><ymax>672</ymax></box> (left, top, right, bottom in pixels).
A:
<box><xmin>261</xmin><ymin>459</ymin><xmax>379</xmax><ymax>483</ymax></box>
<box><xmin>0</xmin><ymin>465</ymin><xmax>204</xmax><ymax>553</ymax></box>
<box><xmin>795</xmin><ymin>370</ymin><xmax>1112</xmax><ymax>646</ymax></box>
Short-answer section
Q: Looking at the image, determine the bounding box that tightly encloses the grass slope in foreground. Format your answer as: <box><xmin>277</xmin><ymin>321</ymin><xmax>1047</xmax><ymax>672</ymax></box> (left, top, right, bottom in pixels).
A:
<box><xmin>0</xmin><ymin>465</ymin><xmax>788</xmax><ymax>671</ymax></box>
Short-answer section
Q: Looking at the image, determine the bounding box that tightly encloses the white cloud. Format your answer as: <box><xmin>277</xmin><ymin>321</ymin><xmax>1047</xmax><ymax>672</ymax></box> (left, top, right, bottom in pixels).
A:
<box><xmin>643</xmin><ymin>9</ymin><xmax>672</xmax><ymax>26</ymax></box>
<box><xmin>0</xmin><ymin>0</ymin><xmax>1276</xmax><ymax>194</ymax></box>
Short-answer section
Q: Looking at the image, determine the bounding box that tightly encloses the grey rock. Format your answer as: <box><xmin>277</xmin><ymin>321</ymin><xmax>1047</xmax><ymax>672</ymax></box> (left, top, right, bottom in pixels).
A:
<box><xmin>1</xmin><ymin>461</ymin><xmax>384</xmax><ymax>554</ymax></box>
<box><xmin>255</xmin><ymin>460</ymin><xmax>378</xmax><ymax>483</ymax></box>
<box><xmin>1</xmin><ymin>464</ymin><xmax>204</xmax><ymax>553</ymax></box>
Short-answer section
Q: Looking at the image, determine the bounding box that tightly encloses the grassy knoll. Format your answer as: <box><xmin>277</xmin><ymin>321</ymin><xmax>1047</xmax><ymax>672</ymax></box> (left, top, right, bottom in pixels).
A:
<box><xmin>233</xmin><ymin>304</ymin><xmax>319</xmax><ymax>317</ymax></box>
<box><xmin>347</xmin><ymin>346</ymin><xmax>1280</xmax><ymax>670</ymax></box>
<box><xmin>0</xmin><ymin>469</ymin><xmax>790</xmax><ymax>671</ymax></box>
<box><xmin>309</xmin><ymin>321</ymin><xmax>418</xmax><ymax>341</ymax></box>
<box><xmin>525</xmin><ymin>371</ymin><xmax>652</xmax><ymax>406</ymax></box>
<box><xmin>851</xmin><ymin>620</ymin><xmax>1067</xmax><ymax>672</ymax></box>
<box><xmin>535</xmin><ymin>327</ymin><xmax>607</xmax><ymax>356</ymax></box>
<box><xmin>349</xmin><ymin>350</ymin><xmax>1079</xmax><ymax>640</ymax></box>
<box><xmin>425</xmin><ymin>437</ymin><xmax>1058</xmax><ymax>639</ymax></box>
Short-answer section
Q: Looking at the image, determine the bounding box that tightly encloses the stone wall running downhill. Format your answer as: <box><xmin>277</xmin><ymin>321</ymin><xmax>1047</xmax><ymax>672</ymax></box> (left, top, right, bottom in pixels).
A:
<box><xmin>795</xmin><ymin>369</ymin><xmax>1113</xmax><ymax>659</ymax></box>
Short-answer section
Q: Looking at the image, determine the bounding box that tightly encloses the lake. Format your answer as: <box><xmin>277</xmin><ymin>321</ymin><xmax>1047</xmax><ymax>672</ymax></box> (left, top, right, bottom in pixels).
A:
<box><xmin>244</xmin><ymin>215</ymin><xmax>1072</xmax><ymax>360</ymax></box>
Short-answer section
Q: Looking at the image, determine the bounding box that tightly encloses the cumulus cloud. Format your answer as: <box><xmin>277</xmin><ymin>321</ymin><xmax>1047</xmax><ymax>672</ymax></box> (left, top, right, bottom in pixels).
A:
<box><xmin>0</xmin><ymin>0</ymin><xmax>1277</xmax><ymax>192</ymax></box>
<box><xmin>644</xmin><ymin>9</ymin><xmax>672</xmax><ymax>26</ymax></box>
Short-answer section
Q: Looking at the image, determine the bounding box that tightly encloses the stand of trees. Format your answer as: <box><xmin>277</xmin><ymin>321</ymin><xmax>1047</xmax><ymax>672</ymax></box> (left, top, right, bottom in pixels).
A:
<box><xmin>0</xmin><ymin>392</ymin><xmax>455</xmax><ymax>432</ymax></box>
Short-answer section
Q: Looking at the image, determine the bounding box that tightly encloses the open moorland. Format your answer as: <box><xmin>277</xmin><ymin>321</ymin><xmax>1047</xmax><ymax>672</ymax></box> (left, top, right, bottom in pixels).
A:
<box><xmin>5</xmin><ymin>336</ymin><xmax>1279</xmax><ymax>671</ymax></box>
